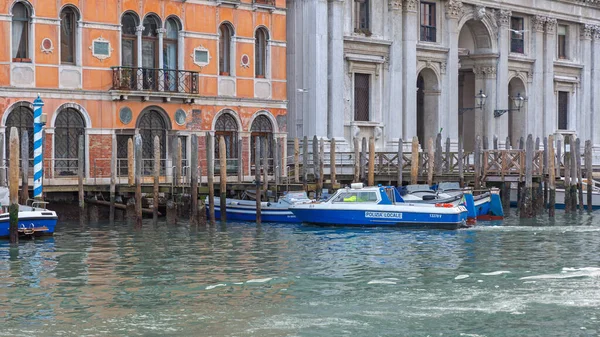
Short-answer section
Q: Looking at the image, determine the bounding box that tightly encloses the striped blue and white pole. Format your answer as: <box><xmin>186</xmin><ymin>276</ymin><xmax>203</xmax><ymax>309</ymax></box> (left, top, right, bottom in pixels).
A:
<box><xmin>33</xmin><ymin>95</ymin><xmax>44</xmax><ymax>199</ymax></box>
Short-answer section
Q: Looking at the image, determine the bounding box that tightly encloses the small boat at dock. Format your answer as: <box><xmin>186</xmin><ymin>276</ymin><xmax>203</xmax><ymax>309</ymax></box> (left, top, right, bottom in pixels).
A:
<box><xmin>289</xmin><ymin>183</ymin><xmax>468</xmax><ymax>229</ymax></box>
<box><xmin>207</xmin><ymin>191</ymin><xmax>312</xmax><ymax>223</ymax></box>
<box><xmin>435</xmin><ymin>182</ymin><xmax>504</xmax><ymax>220</ymax></box>
<box><xmin>0</xmin><ymin>188</ymin><xmax>58</xmax><ymax>238</ymax></box>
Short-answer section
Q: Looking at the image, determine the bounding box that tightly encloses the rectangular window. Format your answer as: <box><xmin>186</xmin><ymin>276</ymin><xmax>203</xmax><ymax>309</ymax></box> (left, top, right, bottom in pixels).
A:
<box><xmin>510</xmin><ymin>17</ymin><xmax>524</xmax><ymax>53</ymax></box>
<box><xmin>420</xmin><ymin>2</ymin><xmax>436</xmax><ymax>42</ymax></box>
<box><xmin>354</xmin><ymin>0</ymin><xmax>370</xmax><ymax>31</ymax></box>
<box><xmin>558</xmin><ymin>91</ymin><xmax>569</xmax><ymax>130</ymax></box>
<box><xmin>558</xmin><ymin>25</ymin><xmax>567</xmax><ymax>59</ymax></box>
<box><xmin>354</xmin><ymin>73</ymin><xmax>370</xmax><ymax>122</ymax></box>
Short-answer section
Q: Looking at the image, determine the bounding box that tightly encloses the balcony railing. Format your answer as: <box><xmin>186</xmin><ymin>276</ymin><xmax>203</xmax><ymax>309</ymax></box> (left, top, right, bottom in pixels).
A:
<box><xmin>420</xmin><ymin>25</ymin><xmax>436</xmax><ymax>42</ymax></box>
<box><xmin>111</xmin><ymin>67</ymin><xmax>199</xmax><ymax>94</ymax></box>
<box><xmin>253</xmin><ymin>0</ymin><xmax>275</xmax><ymax>6</ymax></box>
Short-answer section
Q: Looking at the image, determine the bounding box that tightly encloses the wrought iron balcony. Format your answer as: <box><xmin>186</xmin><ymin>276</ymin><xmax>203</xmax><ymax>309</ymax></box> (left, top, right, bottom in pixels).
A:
<box><xmin>111</xmin><ymin>67</ymin><xmax>199</xmax><ymax>94</ymax></box>
<box><xmin>253</xmin><ymin>0</ymin><xmax>275</xmax><ymax>6</ymax></box>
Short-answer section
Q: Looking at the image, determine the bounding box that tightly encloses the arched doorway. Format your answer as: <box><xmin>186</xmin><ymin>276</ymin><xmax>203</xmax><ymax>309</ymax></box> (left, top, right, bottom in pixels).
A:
<box><xmin>4</xmin><ymin>103</ymin><xmax>34</xmax><ymax>166</ymax></box>
<box><xmin>251</xmin><ymin>114</ymin><xmax>274</xmax><ymax>174</ymax></box>
<box><xmin>55</xmin><ymin>107</ymin><xmax>86</xmax><ymax>175</ymax></box>
<box><xmin>457</xmin><ymin>18</ymin><xmax>495</xmax><ymax>151</ymax></box>
<box><xmin>416</xmin><ymin>68</ymin><xmax>439</xmax><ymax>144</ymax></box>
<box><xmin>214</xmin><ymin>111</ymin><xmax>239</xmax><ymax>173</ymax></box>
<box><xmin>508</xmin><ymin>77</ymin><xmax>527</xmax><ymax>148</ymax></box>
<box><xmin>137</xmin><ymin>108</ymin><xmax>168</xmax><ymax>174</ymax></box>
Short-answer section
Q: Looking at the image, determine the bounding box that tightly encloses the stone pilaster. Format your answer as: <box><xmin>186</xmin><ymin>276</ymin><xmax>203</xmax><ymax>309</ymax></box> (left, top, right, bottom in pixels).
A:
<box><xmin>444</xmin><ymin>0</ymin><xmax>462</xmax><ymax>141</ymax></box>
<box><xmin>592</xmin><ymin>26</ymin><xmax>600</xmax><ymax>144</ymax></box>
<box><xmin>530</xmin><ymin>15</ymin><xmax>546</xmax><ymax>139</ymax></box>
<box><xmin>495</xmin><ymin>9</ymin><xmax>512</xmax><ymax>143</ymax></box>
<box><xmin>544</xmin><ymin>18</ymin><xmax>557</xmax><ymax>136</ymax></box>
<box><xmin>402</xmin><ymin>0</ymin><xmax>418</xmax><ymax>139</ymax></box>
<box><xmin>386</xmin><ymin>0</ymin><xmax>403</xmax><ymax>145</ymax></box>
<box><xmin>580</xmin><ymin>24</ymin><xmax>593</xmax><ymax>142</ymax></box>
<box><xmin>474</xmin><ymin>65</ymin><xmax>497</xmax><ymax>141</ymax></box>
<box><xmin>328</xmin><ymin>0</ymin><xmax>345</xmax><ymax>141</ymax></box>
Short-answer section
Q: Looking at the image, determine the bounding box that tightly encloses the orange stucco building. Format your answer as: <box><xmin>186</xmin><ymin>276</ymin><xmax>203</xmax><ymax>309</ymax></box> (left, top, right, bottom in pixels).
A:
<box><xmin>0</xmin><ymin>0</ymin><xmax>286</xmax><ymax>185</ymax></box>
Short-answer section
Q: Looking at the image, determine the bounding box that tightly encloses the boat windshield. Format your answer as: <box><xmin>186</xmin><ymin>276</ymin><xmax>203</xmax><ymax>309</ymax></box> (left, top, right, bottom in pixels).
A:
<box><xmin>332</xmin><ymin>191</ymin><xmax>379</xmax><ymax>203</ymax></box>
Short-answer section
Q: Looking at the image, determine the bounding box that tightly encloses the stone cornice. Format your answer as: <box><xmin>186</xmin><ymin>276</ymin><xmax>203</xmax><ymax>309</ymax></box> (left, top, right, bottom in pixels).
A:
<box><xmin>532</xmin><ymin>15</ymin><xmax>546</xmax><ymax>33</ymax></box>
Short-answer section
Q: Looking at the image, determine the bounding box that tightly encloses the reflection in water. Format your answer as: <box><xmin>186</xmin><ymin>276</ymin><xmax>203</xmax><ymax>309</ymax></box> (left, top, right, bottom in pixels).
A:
<box><xmin>0</xmin><ymin>210</ymin><xmax>599</xmax><ymax>336</ymax></box>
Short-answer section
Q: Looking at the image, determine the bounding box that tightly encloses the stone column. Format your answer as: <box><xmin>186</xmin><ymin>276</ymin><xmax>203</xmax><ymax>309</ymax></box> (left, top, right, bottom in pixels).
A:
<box><xmin>402</xmin><ymin>0</ymin><xmax>418</xmax><ymax>139</ymax></box>
<box><xmin>445</xmin><ymin>0</ymin><xmax>462</xmax><ymax>142</ymax></box>
<box><xmin>544</xmin><ymin>18</ymin><xmax>557</xmax><ymax>137</ymax></box>
<box><xmin>495</xmin><ymin>10</ymin><xmax>511</xmax><ymax>144</ymax></box>
<box><xmin>580</xmin><ymin>24</ymin><xmax>593</xmax><ymax>142</ymax></box>
<box><xmin>530</xmin><ymin>15</ymin><xmax>546</xmax><ymax>140</ymax></box>
<box><xmin>136</xmin><ymin>25</ymin><xmax>144</xmax><ymax>68</ymax></box>
<box><xmin>328</xmin><ymin>0</ymin><xmax>345</xmax><ymax>141</ymax></box>
<box><xmin>157</xmin><ymin>28</ymin><xmax>166</xmax><ymax>91</ymax></box>
<box><xmin>592</xmin><ymin>27</ymin><xmax>600</xmax><ymax>145</ymax></box>
<box><xmin>386</xmin><ymin>0</ymin><xmax>403</xmax><ymax>146</ymax></box>
<box><xmin>475</xmin><ymin>65</ymin><xmax>497</xmax><ymax>143</ymax></box>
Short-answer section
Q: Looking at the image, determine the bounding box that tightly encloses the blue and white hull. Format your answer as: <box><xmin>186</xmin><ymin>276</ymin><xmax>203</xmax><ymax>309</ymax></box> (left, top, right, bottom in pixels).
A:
<box><xmin>289</xmin><ymin>184</ymin><xmax>468</xmax><ymax>230</ymax></box>
<box><xmin>206</xmin><ymin>192</ymin><xmax>311</xmax><ymax>223</ymax></box>
<box><xmin>0</xmin><ymin>208</ymin><xmax>58</xmax><ymax>238</ymax></box>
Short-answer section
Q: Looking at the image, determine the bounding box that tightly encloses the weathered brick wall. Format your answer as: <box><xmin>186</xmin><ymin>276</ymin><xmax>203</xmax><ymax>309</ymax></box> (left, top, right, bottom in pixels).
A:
<box><xmin>88</xmin><ymin>134</ymin><xmax>112</xmax><ymax>178</ymax></box>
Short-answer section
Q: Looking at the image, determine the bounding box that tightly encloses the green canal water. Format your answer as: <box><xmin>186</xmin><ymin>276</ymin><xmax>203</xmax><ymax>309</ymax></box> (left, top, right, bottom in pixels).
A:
<box><xmin>1</xmin><ymin>211</ymin><xmax>600</xmax><ymax>336</ymax></box>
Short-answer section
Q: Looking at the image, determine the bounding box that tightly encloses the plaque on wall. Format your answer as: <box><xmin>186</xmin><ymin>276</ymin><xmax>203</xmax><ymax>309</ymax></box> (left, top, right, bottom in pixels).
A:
<box><xmin>119</xmin><ymin>107</ymin><xmax>133</xmax><ymax>124</ymax></box>
<box><xmin>175</xmin><ymin>109</ymin><xmax>187</xmax><ymax>126</ymax></box>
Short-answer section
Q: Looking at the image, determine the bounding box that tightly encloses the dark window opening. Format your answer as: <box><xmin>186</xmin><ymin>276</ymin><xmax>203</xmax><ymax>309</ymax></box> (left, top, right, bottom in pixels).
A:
<box><xmin>60</xmin><ymin>7</ymin><xmax>77</xmax><ymax>64</ymax></box>
<box><xmin>355</xmin><ymin>0</ymin><xmax>370</xmax><ymax>31</ymax></box>
<box><xmin>54</xmin><ymin>108</ymin><xmax>85</xmax><ymax>175</ymax></box>
<box><xmin>5</xmin><ymin>105</ymin><xmax>34</xmax><ymax>168</ymax></box>
<box><xmin>510</xmin><ymin>17</ymin><xmax>524</xmax><ymax>53</ymax></box>
<box><xmin>354</xmin><ymin>73</ymin><xmax>370</xmax><ymax>122</ymax></box>
<box><xmin>215</xmin><ymin>112</ymin><xmax>239</xmax><ymax>174</ymax></box>
<box><xmin>558</xmin><ymin>25</ymin><xmax>567</xmax><ymax>59</ymax></box>
<box><xmin>420</xmin><ymin>2</ymin><xmax>436</xmax><ymax>42</ymax></box>
<box><xmin>558</xmin><ymin>91</ymin><xmax>568</xmax><ymax>130</ymax></box>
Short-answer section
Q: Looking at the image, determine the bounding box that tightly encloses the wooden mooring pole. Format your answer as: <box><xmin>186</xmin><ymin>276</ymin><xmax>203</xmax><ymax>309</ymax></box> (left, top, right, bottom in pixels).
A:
<box><xmin>255</xmin><ymin>136</ymin><xmax>262</xmax><ymax>224</ymax></box>
<box><xmin>153</xmin><ymin>136</ymin><xmax>160</xmax><ymax>223</ymax></box>
<box><xmin>548</xmin><ymin>135</ymin><xmax>556</xmax><ymax>217</ymax></box>
<box><xmin>458</xmin><ymin>136</ymin><xmax>464</xmax><ymax>187</ymax></box>
<box><xmin>397</xmin><ymin>138</ymin><xmax>403</xmax><ymax>187</ymax></box>
<box><xmin>520</xmin><ymin>135</ymin><xmax>534</xmax><ymax>218</ymax></box>
<box><xmin>20</xmin><ymin>131</ymin><xmax>28</xmax><ymax>205</ymax></box>
<box><xmin>134</xmin><ymin>134</ymin><xmax>142</xmax><ymax>227</ymax></box>
<box><xmin>570</xmin><ymin>136</ymin><xmax>578</xmax><ymax>212</ymax></box>
<box><xmin>294</xmin><ymin>138</ymin><xmax>299</xmax><ymax>183</ymax></box>
<box><xmin>79</xmin><ymin>135</ymin><xmax>86</xmax><ymax>222</ymax></box>
<box><xmin>368</xmin><ymin>137</ymin><xmax>375</xmax><ymax>187</ymax></box>
<box><xmin>330</xmin><ymin>138</ymin><xmax>336</xmax><ymax>188</ymax></box>
<box><xmin>110</xmin><ymin>134</ymin><xmax>116</xmax><ymax>224</ymax></box>
<box><xmin>564</xmin><ymin>138</ymin><xmax>571</xmax><ymax>214</ymax></box>
<box><xmin>0</xmin><ymin>134</ymin><xmax>5</xmax><ymax>187</ymax></box>
<box><xmin>411</xmin><ymin>137</ymin><xmax>419</xmax><ymax>185</ymax></box>
<box><xmin>219</xmin><ymin>136</ymin><xmax>227</xmax><ymax>222</ymax></box>
<box><xmin>575</xmin><ymin>138</ymin><xmax>584</xmax><ymax>211</ymax></box>
<box><xmin>585</xmin><ymin>140</ymin><xmax>593</xmax><ymax>212</ymax></box>
<box><xmin>127</xmin><ymin>138</ymin><xmax>134</xmax><ymax>186</ymax></box>
<box><xmin>360</xmin><ymin>137</ymin><xmax>367</xmax><ymax>182</ymax></box>
<box><xmin>206</xmin><ymin>133</ymin><xmax>215</xmax><ymax>223</ymax></box>
<box><xmin>319</xmin><ymin>138</ymin><xmax>324</xmax><ymax>196</ymax></box>
<box><xmin>474</xmin><ymin>135</ymin><xmax>481</xmax><ymax>190</ymax></box>
<box><xmin>353</xmin><ymin>138</ymin><xmax>360</xmax><ymax>183</ymax></box>
<box><xmin>190</xmin><ymin>134</ymin><xmax>199</xmax><ymax>224</ymax></box>
<box><xmin>427</xmin><ymin>138</ymin><xmax>434</xmax><ymax>186</ymax></box>
<box><xmin>9</xmin><ymin>128</ymin><xmax>19</xmax><ymax>243</ymax></box>
<box><xmin>303</xmin><ymin>136</ymin><xmax>308</xmax><ymax>191</ymax></box>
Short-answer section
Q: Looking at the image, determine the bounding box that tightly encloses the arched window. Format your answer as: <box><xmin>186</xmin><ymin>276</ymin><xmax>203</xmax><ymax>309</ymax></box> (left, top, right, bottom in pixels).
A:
<box><xmin>215</xmin><ymin>112</ymin><xmax>239</xmax><ymax>173</ymax></box>
<box><xmin>142</xmin><ymin>14</ymin><xmax>161</xmax><ymax>90</ymax></box>
<box><xmin>60</xmin><ymin>6</ymin><xmax>78</xmax><ymax>64</ymax></box>
<box><xmin>255</xmin><ymin>28</ymin><xmax>269</xmax><ymax>78</ymax></box>
<box><xmin>5</xmin><ymin>104</ymin><xmax>34</xmax><ymax>166</ymax></box>
<box><xmin>219</xmin><ymin>23</ymin><xmax>234</xmax><ymax>76</ymax></box>
<box><xmin>250</xmin><ymin>115</ymin><xmax>274</xmax><ymax>174</ymax></box>
<box><xmin>12</xmin><ymin>2</ymin><xmax>31</xmax><ymax>61</ymax></box>
<box><xmin>164</xmin><ymin>17</ymin><xmax>180</xmax><ymax>92</ymax></box>
<box><xmin>55</xmin><ymin>108</ymin><xmax>85</xmax><ymax>174</ymax></box>
<box><xmin>121</xmin><ymin>12</ymin><xmax>139</xmax><ymax>68</ymax></box>
<box><xmin>138</xmin><ymin>109</ymin><xmax>167</xmax><ymax>174</ymax></box>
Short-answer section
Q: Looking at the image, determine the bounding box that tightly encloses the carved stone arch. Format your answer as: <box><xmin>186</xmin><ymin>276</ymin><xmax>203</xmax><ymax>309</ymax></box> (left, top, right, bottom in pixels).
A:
<box><xmin>212</xmin><ymin>108</ymin><xmax>242</xmax><ymax>133</ymax></box>
<box><xmin>508</xmin><ymin>71</ymin><xmax>529</xmax><ymax>92</ymax></box>
<box><xmin>2</xmin><ymin>100</ymin><xmax>34</xmax><ymax>127</ymax></box>
<box><xmin>52</xmin><ymin>102</ymin><xmax>91</xmax><ymax>128</ymax></box>
<box><xmin>457</xmin><ymin>9</ymin><xmax>498</xmax><ymax>54</ymax></box>
<box><xmin>214</xmin><ymin>109</ymin><xmax>240</xmax><ymax>164</ymax></box>
<box><xmin>248</xmin><ymin>110</ymin><xmax>278</xmax><ymax>133</ymax></box>
<box><xmin>3</xmin><ymin>101</ymin><xmax>34</xmax><ymax>162</ymax></box>
<box><xmin>54</xmin><ymin>105</ymin><xmax>86</xmax><ymax>174</ymax></box>
<box><xmin>415</xmin><ymin>63</ymin><xmax>441</xmax><ymax>90</ymax></box>
<box><xmin>10</xmin><ymin>0</ymin><xmax>34</xmax><ymax>16</ymax></box>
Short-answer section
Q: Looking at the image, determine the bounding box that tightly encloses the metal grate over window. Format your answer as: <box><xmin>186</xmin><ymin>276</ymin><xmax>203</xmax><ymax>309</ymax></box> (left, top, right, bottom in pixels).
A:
<box><xmin>55</xmin><ymin>108</ymin><xmax>85</xmax><ymax>175</ymax></box>
<box><xmin>354</xmin><ymin>73</ymin><xmax>370</xmax><ymax>122</ymax></box>
<box><xmin>558</xmin><ymin>91</ymin><xmax>568</xmax><ymax>130</ymax></box>
<box><xmin>138</xmin><ymin>109</ymin><xmax>167</xmax><ymax>175</ymax></box>
<box><xmin>5</xmin><ymin>104</ymin><xmax>34</xmax><ymax>166</ymax></box>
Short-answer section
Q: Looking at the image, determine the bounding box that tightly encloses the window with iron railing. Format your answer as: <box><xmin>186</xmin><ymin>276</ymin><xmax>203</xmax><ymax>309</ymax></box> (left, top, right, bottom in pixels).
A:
<box><xmin>510</xmin><ymin>17</ymin><xmax>524</xmax><ymax>53</ymax></box>
<box><xmin>420</xmin><ymin>2</ymin><xmax>436</xmax><ymax>42</ymax></box>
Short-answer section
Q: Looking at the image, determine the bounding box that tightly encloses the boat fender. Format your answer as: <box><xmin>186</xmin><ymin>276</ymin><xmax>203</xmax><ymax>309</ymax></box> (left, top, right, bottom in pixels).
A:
<box><xmin>267</xmin><ymin>202</ymin><xmax>271</xmax><ymax>206</ymax></box>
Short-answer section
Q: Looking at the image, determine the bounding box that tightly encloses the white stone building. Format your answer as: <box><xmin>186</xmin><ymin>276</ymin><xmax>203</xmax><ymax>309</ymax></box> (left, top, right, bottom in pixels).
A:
<box><xmin>286</xmin><ymin>0</ymin><xmax>600</xmax><ymax>154</ymax></box>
